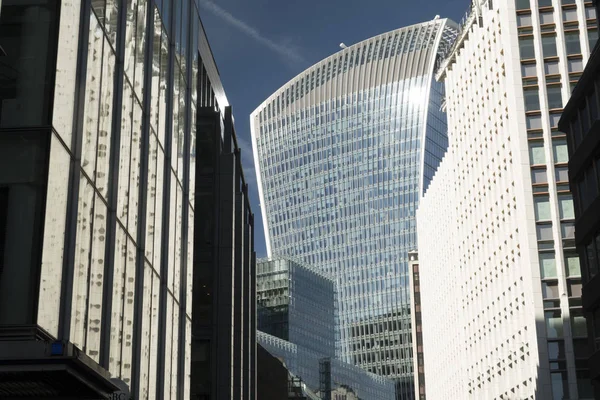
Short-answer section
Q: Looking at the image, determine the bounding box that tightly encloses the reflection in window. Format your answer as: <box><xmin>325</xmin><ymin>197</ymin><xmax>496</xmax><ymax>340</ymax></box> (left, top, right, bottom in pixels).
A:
<box><xmin>532</xmin><ymin>168</ymin><xmax>548</xmax><ymax>184</ymax></box>
<box><xmin>546</xmin><ymin>310</ymin><xmax>563</xmax><ymax>338</ymax></box>
<box><xmin>565</xmin><ymin>251</ymin><xmax>581</xmax><ymax>276</ymax></box>
<box><xmin>537</xmin><ymin>223</ymin><xmax>554</xmax><ymax>241</ymax></box>
<box><xmin>558</xmin><ymin>194</ymin><xmax>574</xmax><ymax>220</ymax></box>
<box><xmin>570</xmin><ymin>310</ymin><xmax>587</xmax><ymax>337</ymax></box>
<box><xmin>551</xmin><ymin>371</ymin><xmax>568</xmax><ymax>400</ymax></box>
<box><xmin>535</xmin><ymin>195</ymin><xmax>551</xmax><ymax>221</ymax></box>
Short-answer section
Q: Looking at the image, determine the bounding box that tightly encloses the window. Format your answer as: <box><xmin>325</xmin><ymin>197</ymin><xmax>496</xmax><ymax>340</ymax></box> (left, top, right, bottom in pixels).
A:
<box><xmin>570</xmin><ymin>310</ymin><xmax>587</xmax><ymax>337</ymax></box>
<box><xmin>529</xmin><ymin>141</ymin><xmax>546</xmax><ymax>165</ymax></box>
<box><xmin>532</xmin><ymin>168</ymin><xmax>548</xmax><ymax>184</ymax></box>
<box><xmin>538</xmin><ymin>0</ymin><xmax>552</xmax><ymax>6</ymax></box>
<box><xmin>565</xmin><ymin>31</ymin><xmax>582</xmax><ymax>54</ymax></box>
<box><xmin>565</xmin><ymin>251</ymin><xmax>581</xmax><ymax>276</ymax></box>
<box><xmin>568</xmin><ymin>58</ymin><xmax>583</xmax><ymax>72</ymax></box>
<box><xmin>548</xmin><ymin>340</ymin><xmax>566</xmax><ymax>359</ymax></box>
<box><xmin>561</xmin><ymin>222</ymin><xmax>575</xmax><ymax>239</ymax></box>
<box><xmin>542</xmin><ymin>35</ymin><xmax>558</xmax><ymax>58</ymax></box>
<box><xmin>563</xmin><ymin>8</ymin><xmax>579</xmax><ymax>22</ymax></box>
<box><xmin>543</xmin><ymin>281</ymin><xmax>560</xmax><ymax>298</ymax></box>
<box><xmin>558</xmin><ymin>195</ymin><xmax>574</xmax><ymax>220</ymax></box>
<box><xmin>540</xmin><ymin>252</ymin><xmax>557</xmax><ymax>277</ymax></box>
<box><xmin>553</xmin><ymin>139</ymin><xmax>569</xmax><ymax>163</ymax></box>
<box><xmin>524</xmin><ymin>87</ymin><xmax>541</xmax><ymax>111</ymax></box>
<box><xmin>586</xmin><ymin>7</ymin><xmax>597</xmax><ymax>20</ymax></box>
<box><xmin>549</xmin><ymin>113</ymin><xmax>562</xmax><ymax>127</ymax></box>
<box><xmin>547</xmin><ymin>85</ymin><xmax>563</xmax><ymax>109</ymax></box>
<box><xmin>544</xmin><ymin>61</ymin><xmax>560</xmax><ymax>75</ymax></box>
<box><xmin>527</xmin><ymin>114</ymin><xmax>543</xmax><ymax>129</ymax></box>
<box><xmin>540</xmin><ymin>11</ymin><xmax>554</xmax><ymax>24</ymax></box>
<box><xmin>520</xmin><ymin>36</ymin><xmax>536</xmax><ymax>59</ymax></box>
<box><xmin>538</xmin><ymin>223</ymin><xmax>554</xmax><ymax>241</ymax></box>
<box><xmin>516</xmin><ymin>0</ymin><xmax>530</xmax><ymax>10</ymax></box>
<box><xmin>522</xmin><ymin>63</ymin><xmax>537</xmax><ymax>77</ymax></box>
<box><xmin>518</xmin><ymin>14</ymin><xmax>533</xmax><ymax>27</ymax></box>
<box><xmin>546</xmin><ymin>310</ymin><xmax>564</xmax><ymax>338</ymax></box>
<box><xmin>551</xmin><ymin>371</ymin><xmax>569</xmax><ymax>400</ymax></box>
<box><xmin>568</xmin><ymin>280</ymin><xmax>582</xmax><ymax>297</ymax></box>
<box><xmin>535</xmin><ymin>196</ymin><xmax>552</xmax><ymax>221</ymax></box>
<box><xmin>588</xmin><ymin>29</ymin><xmax>598</xmax><ymax>49</ymax></box>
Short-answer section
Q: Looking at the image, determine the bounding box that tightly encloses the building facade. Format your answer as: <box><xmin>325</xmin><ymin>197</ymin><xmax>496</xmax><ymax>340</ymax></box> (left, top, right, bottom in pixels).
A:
<box><xmin>408</xmin><ymin>252</ymin><xmax>425</xmax><ymax>400</ymax></box>
<box><xmin>0</xmin><ymin>1</ymin><xmax>255</xmax><ymax>399</ymax></box>
<box><xmin>417</xmin><ymin>0</ymin><xmax>597</xmax><ymax>398</ymax></box>
<box><xmin>251</xmin><ymin>20</ymin><xmax>458</xmax><ymax>397</ymax></box>
<box><xmin>257</xmin><ymin>259</ymin><xmax>395</xmax><ymax>400</ymax></box>
<box><xmin>558</xmin><ymin>0</ymin><xmax>600</xmax><ymax>394</ymax></box>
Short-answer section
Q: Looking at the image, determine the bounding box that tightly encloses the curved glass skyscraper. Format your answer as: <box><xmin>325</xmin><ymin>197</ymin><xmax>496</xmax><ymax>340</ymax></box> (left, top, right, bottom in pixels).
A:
<box><xmin>251</xmin><ymin>18</ymin><xmax>457</xmax><ymax>397</ymax></box>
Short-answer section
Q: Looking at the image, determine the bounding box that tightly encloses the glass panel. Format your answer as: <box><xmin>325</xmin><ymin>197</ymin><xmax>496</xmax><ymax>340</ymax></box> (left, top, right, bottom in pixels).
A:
<box><xmin>86</xmin><ymin>195</ymin><xmax>107</xmax><ymax>363</ymax></box>
<box><xmin>522</xmin><ymin>63</ymin><xmax>537</xmax><ymax>77</ymax></box>
<box><xmin>532</xmin><ymin>168</ymin><xmax>548</xmax><ymax>184</ymax></box>
<box><xmin>154</xmin><ymin>146</ymin><xmax>165</xmax><ymax>269</ymax></box>
<box><xmin>148</xmin><ymin>271</ymin><xmax>160</xmax><ymax>397</ymax></box>
<box><xmin>124</xmin><ymin>0</ymin><xmax>137</xmax><ymax>83</ymax></box>
<box><xmin>120</xmin><ymin>237</ymin><xmax>137</xmax><ymax>385</ymax></box>
<box><xmin>150</xmin><ymin>9</ymin><xmax>161</xmax><ymax>132</ymax></box>
<box><xmin>570</xmin><ymin>310</ymin><xmax>587</xmax><ymax>337</ymax></box>
<box><xmin>558</xmin><ymin>194</ymin><xmax>574</xmax><ymax>220</ymax></box>
<box><xmin>96</xmin><ymin>39</ymin><xmax>116</xmax><ymax>199</ymax></box>
<box><xmin>546</xmin><ymin>310</ymin><xmax>564</xmax><ymax>338</ymax></box>
<box><xmin>117</xmin><ymin>82</ymin><xmax>134</xmax><ymax>226</ymax></box>
<box><xmin>139</xmin><ymin>263</ymin><xmax>153</xmax><ymax>400</ymax></box>
<box><xmin>535</xmin><ymin>196</ymin><xmax>552</xmax><ymax>221</ymax></box>
<box><xmin>542</xmin><ymin>35</ymin><xmax>558</xmax><ymax>58</ymax></box>
<box><xmin>70</xmin><ymin>175</ymin><xmax>95</xmax><ymax>349</ymax></box>
<box><xmin>568</xmin><ymin>280</ymin><xmax>583</xmax><ymax>297</ymax></box>
<box><xmin>158</xmin><ymin>26</ymin><xmax>169</xmax><ymax>146</ymax></box>
<box><xmin>540</xmin><ymin>11</ymin><xmax>554</xmax><ymax>24</ymax></box>
<box><xmin>586</xmin><ymin>7</ymin><xmax>597</xmax><ymax>20</ymax></box>
<box><xmin>563</xmin><ymin>8</ymin><xmax>579</xmax><ymax>22</ymax></box>
<box><xmin>568</xmin><ymin>58</ymin><xmax>584</xmax><ymax>72</ymax></box>
<box><xmin>537</xmin><ymin>223</ymin><xmax>554</xmax><ymax>241</ymax></box>
<box><xmin>525</xmin><ymin>87</ymin><xmax>541</xmax><ymax>111</ymax></box>
<box><xmin>527</xmin><ymin>114</ymin><xmax>543</xmax><ymax>129</ymax></box>
<box><xmin>565</xmin><ymin>31</ymin><xmax>582</xmax><ymax>55</ymax></box>
<box><xmin>39</xmin><ymin>135</ymin><xmax>70</xmax><ymax>336</ymax></box>
<box><xmin>577</xmin><ymin>370</ymin><xmax>595</xmax><ymax>399</ymax></box>
<box><xmin>551</xmin><ymin>372</ymin><xmax>568</xmax><ymax>400</ymax></box>
<box><xmin>548</xmin><ymin>340</ymin><xmax>566</xmax><ymax>359</ymax></box>
<box><xmin>105</xmin><ymin>0</ymin><xmax>119</xmax><ymax>47</ymax></box>
<box><xmin>81</xmin><ymin>13</ymin><xmax>104</xmax><ymax>179</ymax></box>
<box><xmin>561</xmin><ymin>222</ymin><xmax>575</xmax><ymax>239</ymax></box>
<box><xmin>0</xmin><ymin>0</ymin><xmax>58</xmax><ymax>128</ymax></box>
<box><xmin>109</xmin><ymin>226</ymin><xmax>127</xmax><ymax>374</ymax></box>
<box><xmin>163</xmin><ymin>296</ymin><xmax>174</xmax><ymax>398</ymax></box>
<box><xmin>549</xmin><ymin>113</ymin><xmax>562</xmax><ymax>127</ymax></box>
<box><xmin>538</xmin><ymin>0</ymin><xmax>552</xmax><ymax>6</ymax></box>
<box><xmin>547</xmin><ymin>85</ymin><xmax>563</xmax><ymax>109</ymax></box>
<box><xmin>516</xmin><ymin>0</ymin><xmax>530</xmax><ymax>9</ymax></box>
<box><xmin>529</xmin><ymin>141</ymin><xmax>546</xmax><ymax>165</ymax></box>
<box><xmin>553</xmin><ymin>139</ymin><xmax>569</xmax><ymax>163</ymax></box>
<box><xmin>544</xmin><ymin>61</ymin><xmax>559</xmax><ymax>75</ymax></box>
<box><xmin>129</xmin><ymin>99</ymin><xmax>143</xmax><ymax>232</ymax></box>
<box><xmin>540</xmin><ymin>252</ymin><xmax>557</xmax><ymax>278</ymax></box>
<box><xmin>518</xmin><ymin>14</ymin><xmax>532</xmax><ymax>27</ymax></box>
<box><xmin>519</xmin><ymin>36</ymin><xmax>535</xmax><ymax>59</ymax></box>
<box><xmin>146</xmin><ymin>132</ymin><xmax>158</xmax><ymax>261</ymax></box>
<box><xmin>589</xmin><ymin>30</ymin><xmax>599</xmax><ymax>50</ymax></box>
<box><xmin>565</xmin><ymin>251</ymin><xmax>581</xmax><ymax>276</ymax></box>
<box><xmin>134</xmin><ymin>0</ymin><xmax>147</xmax><ymax>100</ymax></box>
<box><xmin>555</xmin><ymin>166</ymin><xmax>569</xmax><ymax>182</ymax></box>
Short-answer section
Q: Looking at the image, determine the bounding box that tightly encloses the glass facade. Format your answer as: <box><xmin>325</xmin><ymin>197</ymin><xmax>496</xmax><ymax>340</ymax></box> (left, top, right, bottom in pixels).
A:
<box><xmin>251</xmin><ymin>19</ymin><xmax>458</xmax><ymax>397</ymax></box>
<box><xmin>0</xmin><ymin>1</ymin><xmax>255</xmax><ymax>399</ymax></box>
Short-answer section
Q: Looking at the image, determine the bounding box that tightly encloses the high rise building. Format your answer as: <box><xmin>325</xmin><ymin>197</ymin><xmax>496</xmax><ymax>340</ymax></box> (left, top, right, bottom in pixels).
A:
<box><xmin>256</xmin><ymin>259</ymin><xmax>395</xmax><ymax>400</ymax></box>
<box><xmin>251</xmin><ymin>19</ymin><xmax>458</xmax><ymax>397</ymax></box>
<box><xmin>0</xmin><ymin>1</ymin><xmax>255</xmax><ymax>399</ymax></box>
<box><xmin>558</xmin><ymin>0</ymin><xmax>600</xmax><ymax>393</ymax></box>
<box><xmin>417</xmin><ymin>0</ymin><xmax>597</xmax><ymax>398</ymax></box>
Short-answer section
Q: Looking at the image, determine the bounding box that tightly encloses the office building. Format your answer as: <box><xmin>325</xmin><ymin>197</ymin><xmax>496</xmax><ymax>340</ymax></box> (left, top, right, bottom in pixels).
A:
<box><xmin>408</xmin><ymin>252</ymin><xmax>425</xmax><ymax>400</ymax></box>
<box><xmin>0</xmin><ymin>1</ymin><xmax>255</xmax><ymax>399</ymax></box>
<box><xmin>558</xmin><ymin>0</ymin><xmax>600</xmax><ymax>393</ymax></box>
<box><xmin>417</xmin><ymin>0</ymin><xmax>597</xmax><ymax>398</ymax></box>
<box><xmin>251</xmin><ymin>19</ymin><xmax>458</xmax><ymax>397</ymax></box>
<box><xmin>257</xmin><ymin>259</ymin><xmax>395</xmax><ymax>400</ymax></box>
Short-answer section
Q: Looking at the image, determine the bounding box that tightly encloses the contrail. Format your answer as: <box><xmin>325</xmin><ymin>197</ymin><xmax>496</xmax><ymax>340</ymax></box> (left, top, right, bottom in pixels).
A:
<box><xmin>199</xmin><ymin>0</ymin><xmax>305</xmax><ymax>64</ymax></box>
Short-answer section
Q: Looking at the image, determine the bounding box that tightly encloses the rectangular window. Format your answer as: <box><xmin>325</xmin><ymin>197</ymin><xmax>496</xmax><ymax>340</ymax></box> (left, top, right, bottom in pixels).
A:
<box><xmin>553</xmin><ymin>139</ymin><xmax>569</xmax><ymax>163</ymax></box>
<box><xmin>563</xmin><ymin>8</ymin><xmax>579</xmax><ymax>22</ymax></box>
<box><xmin>540</xmin><ymin>11</ymin><xmax>554</xmax><ymax>24</ymax></box>
<box><xmin>555</xmin><ymin>166</ymin><xmax>569</xmax><ymax>182</ymax></box>
<box><xmin>542</xmin><ymin>34</ymin><xmax>558</xmax><ymax>57</ymax></box>
<box><xmin>527</xmin><ymin>114</ymin><xmax>543</xmax><ymax>129</ymax></box>
<box><xmin>525</xmin><ymin>87</ymin><xmax>541</xmax><ymax>111</ymax></box>
<box><xmin>552</xmin><ymin>371</ymin><xmax>569</xmax><ymax>400</ymax></box>
<box><xmin>564</xmin><ymin>252</ymin><xmax>581</xmax><ymax>278</ymax></box>
<box><xmin>544</xmin><ymin>61</ymin><xmax>560</xmax><ymax>75</ymax></box>
<box><xmin>547</xmin><ymin>85</ymin><xmax>563</xmax><ymax>109</ymax></box>
<box><xmin>538</xmin><ymin>0</ymin><xmax>552</xmax><ymax>6</ymax></box>
<box><xmin>518</xmin><ymin>14</ymin><xmax>533</xmax><ymax>27</ymax></box>
<box><xmin>520</xmin><ymin>36</ymin><xmax>536</xmax><ymax>59</ymax></box>
<box><xmin>516</xmin><ymin>0</ymin><xmax>530</xmax><ymax>9</ymax></box>
<box><xmin>546</xmin><ymin>310</ymin><xmax>564</xmax><ymax>337</ymax></box>
<box><xmin>535</xmin><ymin>195</ymin><xmax>552</xmax><ymax>221</ymax></box>
<box><xmin>537</xmin><ymin>223</ymin><xmax>554</xmax><ymax>241</ymax></box>
<box><xmin>568</xmin><ymin>58</ymin><xmax>584</xmax><ymax>72</ymax></box>
<box><xmin>529</xmin><ymin>141</ymin><xmax>546</xmax><ymax>165</ymax></box>
<box><xmin>532</xmin><ymin>168</ymin><xmax>548</xmax><ymax>184</ymax></box>
<box><xmin>540</xmin><ymin>252</ymin><xmax>557</xmax><ymax>278</ymax></box>
<box><xmin>561</xmin><ymin>222</ymin><xmax>575</xmax><ymax>239</ymax></box>
<box><xmin>558</xmin><ymin>194</ymin><xmax>575</xmax><ymax>220</ymax></box>
<box><xmin>588</xmin><ymin>29</ymin><xmax>598</xmax><ymax>49</ymax></box>
<box><xmin>571</xmin><ymin>310</ymin><xmax>587</xmax><ymax>337</ymax></box>
<box><xmin>522</xmin><ymin>63</ymin><xmax>537</xmax><ymax>77</ymax></box>
<box><xmin>565</xmin><ymin>31</ymin><xmax>582</xmax><ymax>55</ymax></box>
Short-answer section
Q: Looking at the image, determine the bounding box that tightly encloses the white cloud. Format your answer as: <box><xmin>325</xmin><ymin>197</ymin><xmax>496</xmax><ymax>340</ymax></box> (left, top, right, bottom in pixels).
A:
<box><xmin>199</xmin><ymin>0</ymin><xmax>305</xmax><ymax>64</ymax></box>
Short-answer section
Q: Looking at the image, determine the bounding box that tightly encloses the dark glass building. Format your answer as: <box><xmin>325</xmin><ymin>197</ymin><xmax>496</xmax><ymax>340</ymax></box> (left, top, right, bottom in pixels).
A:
<box><xmin>559</xmin><ymin>2</ymin><xmax>600</xmax><ymax>395</ymax></box>
<box><xmin>0</xmin><ymin>0</ymin><xmax>255</xmax><ymax>399</ymax></box>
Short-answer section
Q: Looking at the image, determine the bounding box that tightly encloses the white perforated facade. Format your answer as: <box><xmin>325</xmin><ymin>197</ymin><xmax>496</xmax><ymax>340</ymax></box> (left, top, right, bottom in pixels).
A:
<box><xmin>417</xmin><ymin>0</ymin><xmax>597</xmax><ymax>399</ymax></box>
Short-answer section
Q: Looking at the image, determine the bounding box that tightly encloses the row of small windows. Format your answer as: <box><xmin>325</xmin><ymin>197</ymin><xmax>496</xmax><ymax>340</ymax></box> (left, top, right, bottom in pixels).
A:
<box><xmin>517</xmin><ymin>0</ymin><xmax>590</xmax><ymax>10</ymax></box>
<box><xmin>519</xmin><ymin>30</ymin><xmax>597</xmax><ymax>61</ymax></box>
<box><xmin>517</xmin><ymin>6</ymin><xmax>597</xmax><ymax>27</ymax></box>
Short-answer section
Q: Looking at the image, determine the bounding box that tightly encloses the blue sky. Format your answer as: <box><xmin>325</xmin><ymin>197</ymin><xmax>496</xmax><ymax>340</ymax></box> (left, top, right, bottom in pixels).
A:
<box><xmin>197</xmin><ymin>0</ymin><xmax>467</xmax><ymax>257</ymax></box>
